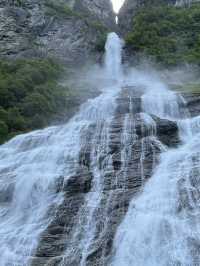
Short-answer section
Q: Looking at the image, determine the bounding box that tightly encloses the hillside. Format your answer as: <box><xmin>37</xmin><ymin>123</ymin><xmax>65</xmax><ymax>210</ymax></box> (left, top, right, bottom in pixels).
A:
<box><xmin>119</xmin><ymin>0</ymin><xmax>200</xmax><ymax>66</ymax></box>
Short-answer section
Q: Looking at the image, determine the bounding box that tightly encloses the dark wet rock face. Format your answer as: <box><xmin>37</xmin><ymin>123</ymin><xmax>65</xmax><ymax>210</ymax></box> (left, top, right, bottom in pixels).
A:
<box><xmin>182</xmin><ymin>93</ymin><xmax>200</xmax><ymax>117</ymax></box>
<box><xmin>31</xmin><ymin>87</ymin><xmax>180</xmax><ymax>265</ymax></box>
<box><xmin>152</xmin><ymin>115</ymin><xmax>179</xmax><ymax>147</ymax></box>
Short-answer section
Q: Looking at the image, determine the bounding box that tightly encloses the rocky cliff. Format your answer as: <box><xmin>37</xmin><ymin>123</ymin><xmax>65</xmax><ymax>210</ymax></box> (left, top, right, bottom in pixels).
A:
<box><xmin>0</xmin><ymin>0</ymin><xmax>115</xmax><ymax>63</ymax></box>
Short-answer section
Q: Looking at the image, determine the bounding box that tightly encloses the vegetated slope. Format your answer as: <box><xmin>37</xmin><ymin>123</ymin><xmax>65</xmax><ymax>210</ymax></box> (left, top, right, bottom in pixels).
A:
<box><xmin>119</xmin><ymin>0</ymin><xmax>200</xmax><ymax>66</ymax></box>
<box><xmin>118</xmin><ymin>0</ymin><xmax>177</xmax><ymax>35</ymax></box>
<box><xmin>0</xmin><ymin>59</ymin><xmax>75</xmax><ymax>144</ymax></box>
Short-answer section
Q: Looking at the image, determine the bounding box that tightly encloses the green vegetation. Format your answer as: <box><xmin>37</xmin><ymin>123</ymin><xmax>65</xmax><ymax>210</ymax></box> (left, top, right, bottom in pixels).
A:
<box><xmin>45</xmin><ymin>0</ymin><xmax>79</xmax><ymax>18</ymax></box>
<box><xmin>10</xmin><ymin>0</ymin><xmax>26</xmax><ymax>7</ymax></box>
<box><xmin>95</xmin><ymin>33</ymin><xmax>107</xmax><ymax>52</ymax></box>
<box><xmin>89</xmin><ymin>22</ymin><xmax>108</xmax><ymax>52</ymax></box>
<box><xmin>0</xmin><ymin>58</ymin><xmax>73</xmax><ymax>144</ymax></box>
<box><xmin>126</xmin><ymin>3</ymin><xmax>200</xmax><ymax>66</ymax></box>
<box><xmin>93</xmin><ymin>23</ymin><xmax>107</xmax><ymax>52</ymax></box>
<box><xmin>90</xmin><ymin>21</ymin><xmax>107</xmax><ymax>33</ymax></box>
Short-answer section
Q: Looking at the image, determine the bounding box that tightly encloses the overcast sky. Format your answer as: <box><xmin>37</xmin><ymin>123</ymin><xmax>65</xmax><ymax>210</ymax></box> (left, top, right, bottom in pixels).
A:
<box><xmin>111</xmin><ymin>0</ymin><xmax>125</xmax><ymax>13</ymax></box>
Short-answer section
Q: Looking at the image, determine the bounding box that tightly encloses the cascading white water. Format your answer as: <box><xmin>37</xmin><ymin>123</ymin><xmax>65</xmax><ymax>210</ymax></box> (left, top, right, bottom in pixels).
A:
<box><xmin>0</xmin><ymin>106</ymin><xmax>107</xmax><ymax>265</ymax></box>
<box><xmin>59</xmin><ymin>32</ymin><xmax>124</xmax><ymax>266</ymax></box>
<box><xmin>111</xmin><ymin>73</ymin><xmax>200</xmax><ymax>265</ymax></box>
<box><xmin>58</xmin><ymin>88</ymin><xmax>119</xmax><ymax>266</ymax></box>
<box><xmin>175</xmin><ymin>0</ymin><xmax>192</xmax><ymax>6</ymax></box>
<box><xmin>105</xmin><ymin>32</ymin><xmax>123</xmax><ymax>84</ymax></box>
<box><xmin>0</xmin><ymin>32</ymin><xmax>122</xmax><ymax>266</ymax></box>
<box><xmin>1</xmin><ymin>30</ymin><xmax>200</xmax><ymax>266</ymax></box>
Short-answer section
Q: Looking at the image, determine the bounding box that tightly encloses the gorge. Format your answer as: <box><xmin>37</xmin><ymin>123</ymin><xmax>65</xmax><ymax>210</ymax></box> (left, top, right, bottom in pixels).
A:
<box><xmin>1</xmin><ymin>0</ymin><xmax>200</xmax><ymax>266</ymax></box>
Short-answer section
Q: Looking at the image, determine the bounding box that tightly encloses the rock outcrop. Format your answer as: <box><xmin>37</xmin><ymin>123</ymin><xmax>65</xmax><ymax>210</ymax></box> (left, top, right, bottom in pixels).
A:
<box><xmin>182</xmin><ymin>93</ymin><xmax>200</xmax><ymax>117</ymax></box>
<box><xmin>0</xmin><ymin>0</ymin><xmax>115</xmax><ymax>63</ymax></box>
<box><xmin>118</xmin><ymin>0</ymin><xmax>138</xmax><ymax>35</ymax></box>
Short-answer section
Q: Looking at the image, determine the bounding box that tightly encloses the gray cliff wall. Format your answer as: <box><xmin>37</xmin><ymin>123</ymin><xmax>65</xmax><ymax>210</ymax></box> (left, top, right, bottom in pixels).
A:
<box><xmin>0</xmin><ymin>0</ymin><xmax>115</xmax><ymax>63</ymax></box>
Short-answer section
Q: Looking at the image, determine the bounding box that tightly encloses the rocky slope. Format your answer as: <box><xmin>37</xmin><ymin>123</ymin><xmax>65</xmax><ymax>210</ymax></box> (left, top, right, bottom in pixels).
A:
<box><xmin>0</xmin><ymin>0</ymin><xmax>115</xmax><ymax>63</ymax></box>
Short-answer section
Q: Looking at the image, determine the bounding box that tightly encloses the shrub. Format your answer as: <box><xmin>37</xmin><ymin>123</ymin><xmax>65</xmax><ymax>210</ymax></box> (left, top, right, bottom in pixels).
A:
<box><xmin>7</xmin><ymin>107</ymin><xmax>26</xmax><ymax>131</ymax></box>
<box><xmin>45</xmin><ymin>0</ymin><xmax>76</xmax><ymax>18</ymax></box>
<box><xmin>95</xmin><ymin>33</ymin><xmax>107</xmax><ymax>52</ymax></box>
<box><xmin>0</xmin><ymin>121</ymin><xmax>8</xmax><ymax>144</ymax></box>
<box><xmin>0</xmin><ymin>107</ymin><xmax>8</xmax><ymax>122</ymax></box>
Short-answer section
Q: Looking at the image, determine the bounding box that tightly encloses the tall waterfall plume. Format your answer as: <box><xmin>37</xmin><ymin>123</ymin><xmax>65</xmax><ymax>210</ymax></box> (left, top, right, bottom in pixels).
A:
<box><xmin>105</xmin><ymin>32</ymin><xmax>123</xmax><ymax>84</ymax></box>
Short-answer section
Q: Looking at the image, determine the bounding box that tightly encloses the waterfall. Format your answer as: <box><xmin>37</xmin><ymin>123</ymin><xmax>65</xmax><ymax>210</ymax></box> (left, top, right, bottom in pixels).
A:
<box><xmin>111</xmin><ymin>81</ymin><xmax>200</xmax><ymax>265</ymax></box>
<box><xmin>175</xmin><ymin>0</ymin><xmax>192</xmax><ymax>6</ymax></box>
<box><xmin>104</xmin><ymin>32</ymin><xmax>123</xmax><ymax>84</ymax></box>
<box><xmin>0</xmin><ymin>32</ymin><xmax>121</xmax><ymax>266</ymax></box>
<box><xmin>1</xmin><ymin>31</ymin><xmax>200</xmax><ymax>266</ymax></box>
<box><xmin>0</xmin><ymin>87</ymin><xmax>119</xmax><ymax>266</ymax></box>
